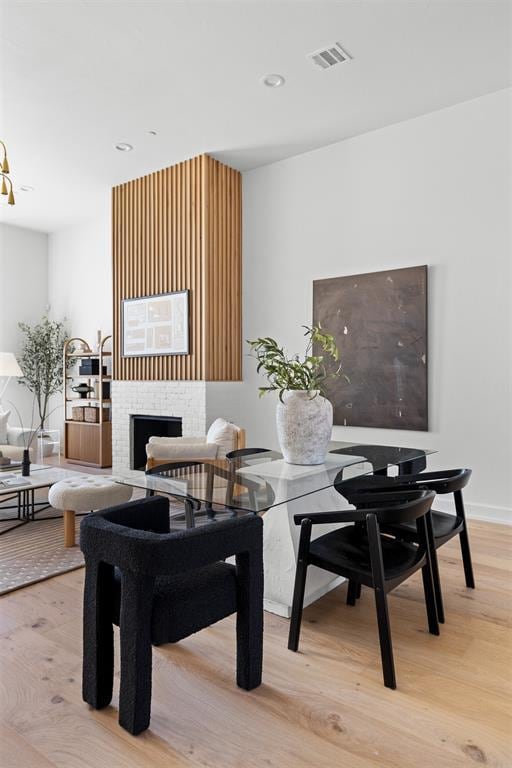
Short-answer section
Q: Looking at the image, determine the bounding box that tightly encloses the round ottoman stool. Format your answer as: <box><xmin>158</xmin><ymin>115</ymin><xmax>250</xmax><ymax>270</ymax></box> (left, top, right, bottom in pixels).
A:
<box><xmin>48</xmin><ymin>476</ymin><xmax>133</xmax><ymax>547</ymax></box>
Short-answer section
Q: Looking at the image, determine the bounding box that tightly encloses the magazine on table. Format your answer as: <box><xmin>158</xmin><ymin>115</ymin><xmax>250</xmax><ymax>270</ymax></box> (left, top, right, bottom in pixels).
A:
<box><xmin>0</xmin><ymin>474</ymin><xmax>27</xmax><ymax>488</ymax></box>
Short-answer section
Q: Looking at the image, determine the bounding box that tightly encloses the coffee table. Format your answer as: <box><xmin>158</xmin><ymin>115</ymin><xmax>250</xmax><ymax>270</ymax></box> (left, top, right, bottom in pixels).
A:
<box><xmin>0</xmin><ymin>465</ymin><xmax>84</xmax><ymax>534</ymax></box>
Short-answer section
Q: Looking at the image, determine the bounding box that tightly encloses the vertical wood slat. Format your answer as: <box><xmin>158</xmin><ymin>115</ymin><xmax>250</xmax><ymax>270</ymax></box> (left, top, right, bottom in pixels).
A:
<box><xmin>112</xmin><ymin>154</ymin><xmax>241</xmax><ymax>381</ymax></box>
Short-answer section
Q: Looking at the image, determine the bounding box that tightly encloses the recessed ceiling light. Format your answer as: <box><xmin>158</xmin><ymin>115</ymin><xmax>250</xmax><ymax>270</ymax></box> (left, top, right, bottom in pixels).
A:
<box><xmin>115</xmin><ymin>142</ymin><xmax>133</xmax><ymax>152</ymax></box>
<box><xmin>20</xmin><ymin>185</ymin><xmax>34</xmax><ymax>192</ymax></box>
<box><xmin>261</xmin><ymin>74</ymin><xmax>285</xmax><ymax>88</ymax></box>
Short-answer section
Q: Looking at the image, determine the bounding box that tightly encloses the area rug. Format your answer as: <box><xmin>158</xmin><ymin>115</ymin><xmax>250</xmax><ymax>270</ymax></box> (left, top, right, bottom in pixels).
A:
<box><xmin>0</xmin><ymin>491</ymin><xmax>218</xmax><ymax>595</ymax></box>
<box><xmin>0</xmin><ymin>510</ymin><xmax>85</xmax><ymax>595</ymax></box>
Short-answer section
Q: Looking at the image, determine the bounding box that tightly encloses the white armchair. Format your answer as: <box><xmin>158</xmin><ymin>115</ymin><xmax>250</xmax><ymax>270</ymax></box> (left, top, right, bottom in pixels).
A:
<box><xmin>0</xmin><ymin>424</ymin><xmax>36</xmax><ymax>462</ymax></box>
<box><xmin>145</xmin><ymin>418</ymin><xmax>246</xmax><ymax>469</ymax></box>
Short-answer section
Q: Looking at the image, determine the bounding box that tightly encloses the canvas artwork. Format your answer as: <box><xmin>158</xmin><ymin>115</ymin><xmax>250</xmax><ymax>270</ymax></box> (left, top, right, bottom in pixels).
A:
<box><xmin>313</xmin><ymin>266</ymin><xmax>428</xmax><ymax>430</ymax></box>
<box><xmin>122</xmin><ymin>291</ymin><xmax>189</xmax><ymax>357</ymax></box>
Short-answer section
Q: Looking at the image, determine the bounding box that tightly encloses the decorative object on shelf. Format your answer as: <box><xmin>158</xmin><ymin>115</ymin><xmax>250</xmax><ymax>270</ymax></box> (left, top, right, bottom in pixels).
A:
<box><xmin>84</xmin><ymin>406</ymin><xmax>107</xmax><ymax>423</ymax></box>
<box><xmin>313</xmin><ymin>265</ymin><xmax>428</xmax><ymax>430</ymax></box>
<box><xmin>122</xmin><ymin>290</ymin><xmax>189</xmax><ymax>357</ymax></box>
<box><xmin>0</xmin><ymin>140</ymin><xmax>15</xmax><ymax>205</ymax></box>
<box><xmin>0</xmin><ymin>352</ymin><xmax>23</xmax><ymax>409</ymax></box>
<box><xmin>18</xmin><ymin>315</ymin><xmax>71</xmax><ymax>430</ymax></box>
<box><xmin>247</xmin><ymin>325</ymin><xmax>346</xmax><ymax>465</ymax></box>
<box><xmin>63</xmin><ymin>335</ymin><xmax>113</xmax><ymax>468</ymax></box>
<box><xmin>0</xmin><ymin>451</ymin><xmax>10</xmax><ymax>467</ymax></box>
<box><xmin>71</xmin><ymin>383</ymin><xmax>94</xmax><ymax>399</ymax></box>
<box><xmin>72</xmin><ymin>406</ymin><xmax>85</xmax><ymax>421</ymax></box>
<box><xmin>78</xmin><ymin>358</ymin><xmax>106</xmax><ymax>376</ymax></box>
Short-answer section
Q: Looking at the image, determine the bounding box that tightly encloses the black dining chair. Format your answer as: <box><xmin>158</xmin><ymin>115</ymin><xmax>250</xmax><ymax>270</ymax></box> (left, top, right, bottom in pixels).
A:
<box><xmin>145</xmin><ymin>460</ymin><xmax>206</xmax><ymax>526</ymax></box>
<box><xmin>288</xmin><ymin>488</ymin><xmax>439</xmax><ymax>689</ymax></box>
<box><xmin>339</xmin><ymin>468</ymin><xmax>474</xmax><ymax>623</ymax></box>
<box><xmin>225</xmin><ymin>447</ymin><xmax>272</xmax><ymax>461</ymax></box>
<box><xmin>226</xmin><ymin>447</ymin><xmax>275</xmax><ymax>511</ymax></box>
<box><xmin>80</xmin><ymin>496</ymin><xmax>264</xmax><ymax>735</ymax></box>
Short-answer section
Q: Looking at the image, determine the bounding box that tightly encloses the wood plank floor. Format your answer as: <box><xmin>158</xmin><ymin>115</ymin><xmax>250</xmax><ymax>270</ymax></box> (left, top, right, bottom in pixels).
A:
<box><xmin>0</xmin><ymin>520</ymin><xmax>510</xmax><ymax>768</ymax></box>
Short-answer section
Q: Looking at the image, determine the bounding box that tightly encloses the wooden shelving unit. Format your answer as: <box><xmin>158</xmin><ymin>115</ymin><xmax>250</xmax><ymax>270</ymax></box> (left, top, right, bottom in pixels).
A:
<box><xmin>63</xmin><ymin>335</ymin><xmax>112</xmax><ymax>468</ymax></box>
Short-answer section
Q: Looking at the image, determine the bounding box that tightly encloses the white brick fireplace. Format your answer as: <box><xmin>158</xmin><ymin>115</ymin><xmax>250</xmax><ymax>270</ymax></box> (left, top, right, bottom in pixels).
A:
<box><xmin>111</xmin><ymin>379</ymin><xmax>246</xmax><ymax>471</ymax></box>
<box><xmin>111</xmin><ymin>380</ymin><xmax>208</xmax><ymax>472</ymax></box>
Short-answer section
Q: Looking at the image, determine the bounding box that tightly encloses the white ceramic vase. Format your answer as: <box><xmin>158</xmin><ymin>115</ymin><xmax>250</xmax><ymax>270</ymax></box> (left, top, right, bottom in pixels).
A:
<box><xmin>276</xmin><ymin>390</ymin><xmax>333</xmax><ymax>465</ymax></box>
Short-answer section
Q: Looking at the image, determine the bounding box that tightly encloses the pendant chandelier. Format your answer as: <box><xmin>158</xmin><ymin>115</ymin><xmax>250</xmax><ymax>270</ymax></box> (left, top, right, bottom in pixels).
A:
<box><xmin>1</xmin><ymin>141</ymin><xmax>15</xmax><ymax>205</ymax></box>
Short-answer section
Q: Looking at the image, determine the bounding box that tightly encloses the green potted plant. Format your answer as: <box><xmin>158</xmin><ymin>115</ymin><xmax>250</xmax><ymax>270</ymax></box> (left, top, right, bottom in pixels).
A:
<box><xmin>247</xmin><ymin>325</ymin><xmax>346</xmax><ymax>465</ymax></box>
<box><xmin>17</xmin><ymin>316</ymin><xmax>70</xmax><ymax>460</ymax></box>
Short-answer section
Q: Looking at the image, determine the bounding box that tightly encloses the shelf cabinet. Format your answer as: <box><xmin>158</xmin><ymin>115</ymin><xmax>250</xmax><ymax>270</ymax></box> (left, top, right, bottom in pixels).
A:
<box><xmin>64</xmin><ymin>421</ymin><xmax>112</xmax><ymax>467</ymax></box>
<box><xmin>63</xmin><ymin>335</ymin><xmax>113</xmax><ymax>468</ymax></box>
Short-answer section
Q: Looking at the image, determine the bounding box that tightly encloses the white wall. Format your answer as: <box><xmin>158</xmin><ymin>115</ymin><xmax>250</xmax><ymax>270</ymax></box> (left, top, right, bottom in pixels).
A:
<box><xmin>0</xmin><ymin>223</ymin><xmax>49</xmax><ymax>424</ymax></box>
<box><xmin>242</xmin><ymin>89</ymin><xmax>512</xmax><ymax>519</ymax></box>
<box><xmin>48</xmin><ymin>199</ymin><xmax>112</xmax><ymax>344</ymax></box>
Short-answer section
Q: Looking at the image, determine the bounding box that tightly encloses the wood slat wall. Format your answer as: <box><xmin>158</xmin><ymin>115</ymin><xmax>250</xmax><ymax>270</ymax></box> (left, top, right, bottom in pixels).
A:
<box><xmin>112</xmin><ymin>154</ymin><xmax>241</xmax><ymax>381</ymax></box>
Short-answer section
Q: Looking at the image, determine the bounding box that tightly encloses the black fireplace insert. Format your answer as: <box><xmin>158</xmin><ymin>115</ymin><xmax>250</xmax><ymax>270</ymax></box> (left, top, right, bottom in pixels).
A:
<box><xmin>130</xmin><ymin>414</ymin><xmax>182</xmax><ymax>470</ymax></box>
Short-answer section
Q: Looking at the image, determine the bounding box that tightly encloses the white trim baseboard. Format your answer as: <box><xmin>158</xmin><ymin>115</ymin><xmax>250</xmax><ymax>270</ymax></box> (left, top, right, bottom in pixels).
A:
<box><xmin>433</xmin><ymin>497</ymin><xmax>511</xmax><ymax>525</ymax></box>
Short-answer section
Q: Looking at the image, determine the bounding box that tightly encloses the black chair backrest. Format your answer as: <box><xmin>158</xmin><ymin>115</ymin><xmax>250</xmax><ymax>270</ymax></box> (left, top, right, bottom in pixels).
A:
<box><xmin>350</xmin><ymin>489</ymin><xmax>435</xmax><ymax>526</ymax></box>
<box><xmin>80</xmin><ymin>497</ymin><xmax>263</xmax><ymax>577</ymax></box>
<box><xmin>226</xmin><ymin>448</ymin><xmax>272</xmax><ymax>461</ymax></box>
<box><xmin>397</xmin><ymin>468</ymin><xmax>472</xmax><ymax>495</ymax></box>
<box><xmin>337</xmin><ymin>468</ymin><xmax>471</xmax><ymax>501</ymax></box>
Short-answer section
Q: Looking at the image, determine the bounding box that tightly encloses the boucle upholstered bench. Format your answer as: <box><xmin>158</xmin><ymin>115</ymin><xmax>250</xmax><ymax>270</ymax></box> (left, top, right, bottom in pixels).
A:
<box><xmin>48</xmin><ymin>476</ymin><xmax>133</xmax><ymax>547</ymax></box>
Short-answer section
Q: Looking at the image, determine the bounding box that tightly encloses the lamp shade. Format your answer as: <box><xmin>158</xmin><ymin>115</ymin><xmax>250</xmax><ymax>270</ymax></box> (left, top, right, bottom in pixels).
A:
<box><xmin>0</xmin><ymin>352</ymin><xmax>23</xmax><ymax>377</ymax></box>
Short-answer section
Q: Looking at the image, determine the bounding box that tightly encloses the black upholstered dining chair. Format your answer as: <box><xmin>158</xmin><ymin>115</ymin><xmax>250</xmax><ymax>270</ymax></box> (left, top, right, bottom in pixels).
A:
<box><xmin>80</xmin><ymin>496</ymin><xmax>263</xmax><ymax>734</ymax></box>
<box><xmin>288</xmin><ymin>488</ymin><xmax>439</xmax><ymax>689</ymax></box>
<box><xmin>339</xmin><ymin>468</ymin><xmax>474</xmax><ymax>623</ymax></box>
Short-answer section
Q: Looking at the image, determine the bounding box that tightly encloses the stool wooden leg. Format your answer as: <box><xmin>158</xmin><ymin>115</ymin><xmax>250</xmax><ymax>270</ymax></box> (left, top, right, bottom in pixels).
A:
<box><xmin>64</xmin><ymin>510</ymin><xmax>76</xmax><ymax>547</ymax></box>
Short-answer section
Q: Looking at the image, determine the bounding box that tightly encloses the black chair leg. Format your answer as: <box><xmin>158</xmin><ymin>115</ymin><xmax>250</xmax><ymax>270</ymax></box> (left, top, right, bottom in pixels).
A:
<box><xmin>452</xmin><ymin>490</ymin><xmax>475</xmax><ymax>589</ymax></box>
<box><xmin>367</xmin><ymin>514</ymin><xmax>396</xmax><ymax>689</ymax></box>
<box><xmin>459</xmin><ymin>526</ymin><xmax>475</xmax><ymax>589</ymax></box>
<box><xmin>346</xmin><ymin>580</ymin><xmax>358</xmax><ymax>606</ymax></box>
<box><xmin>184</xmin><ymin>498</ymin><xmax>196</xmax><ymax>529</ymax></box>
<box><xmin>356</xmin><ymin>583</ymin><xmax>362</xmax><ymax>599</ymax></box>
<box><xmin>82</xmin><ymin>559</ymin><xmax>115</xmax><ymax>710</ymax></box>
<box><xmin>118</xmin><ymin>571</ymin><xmax>155</xmax><ymax>735</ymax></box>
<box><xmin>235</xmin><ymin>546</ymin><xmax>264</xmax><ymax>690</ymax></box>
<box><xmin>288</xmin><ymin>519</ymin><xmax>312</xmax><ymax>652</ymax></box>
<box><xmin>421</xmin><ymin>564</ymin><xmax>440</xmax><ymax>636</ymax></box>
<box><xmin>373</xmin><ymin>587</ymin><xmax>396</xmax><ymax>689</ymax></box>
<box><xmin>425</xmin><ymin>513</ymin><xmax>445</xmax><ymax>623</ymax></box>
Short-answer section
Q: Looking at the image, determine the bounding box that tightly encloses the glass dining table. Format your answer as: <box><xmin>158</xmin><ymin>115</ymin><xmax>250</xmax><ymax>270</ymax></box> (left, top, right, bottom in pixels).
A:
<box><xmin>116</xmin><ymin>441</ymin><xmax>434</xmax><ymax>617</ymax></box>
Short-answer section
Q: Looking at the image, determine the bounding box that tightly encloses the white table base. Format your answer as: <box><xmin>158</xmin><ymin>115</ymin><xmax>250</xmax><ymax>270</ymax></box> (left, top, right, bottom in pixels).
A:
<box><xmin>262</xmin><ymin>485</ymin><xmax>349</xmax><ymax>617</ymax></box>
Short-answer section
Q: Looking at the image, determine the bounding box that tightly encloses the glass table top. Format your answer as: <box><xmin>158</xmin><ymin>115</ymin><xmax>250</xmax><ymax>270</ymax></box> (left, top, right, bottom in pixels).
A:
<box><xmin>116</xmin><ymin>441</ymin><xmax>435</xmax><ymax>514</ymax></box>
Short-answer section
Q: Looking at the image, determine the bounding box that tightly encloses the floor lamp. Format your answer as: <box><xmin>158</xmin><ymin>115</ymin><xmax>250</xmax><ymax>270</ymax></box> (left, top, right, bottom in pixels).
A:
<box><xmin>0</xmin><ymin>352</ymin><xmax>23</xmax><ymax>411</ymax></box>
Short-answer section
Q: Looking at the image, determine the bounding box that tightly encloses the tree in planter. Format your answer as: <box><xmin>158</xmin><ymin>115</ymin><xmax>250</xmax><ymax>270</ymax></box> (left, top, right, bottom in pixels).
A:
<box><xmin>17</xmin><ymin>316</ymin><xmax>70</xmax><ymax>430</ymax></box>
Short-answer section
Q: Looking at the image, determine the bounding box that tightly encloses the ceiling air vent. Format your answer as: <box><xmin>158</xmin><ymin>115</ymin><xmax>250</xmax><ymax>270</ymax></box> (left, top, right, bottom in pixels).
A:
<box><xmin>307</xmin><ymin>42</ymin><xmax>351</xmax><ymax>70</ymax></box>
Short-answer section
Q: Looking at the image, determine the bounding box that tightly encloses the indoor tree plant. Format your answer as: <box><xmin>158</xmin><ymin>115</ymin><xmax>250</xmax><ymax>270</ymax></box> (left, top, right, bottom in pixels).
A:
<box><xmin>247</xmin><ymin>325</ymin><xmax>346</xmax><ymax>465</ymax></box>
<box><xmin>17</xmin><ymin>315</ymin><xmax>70</xmax><ymax>432</ymax></box>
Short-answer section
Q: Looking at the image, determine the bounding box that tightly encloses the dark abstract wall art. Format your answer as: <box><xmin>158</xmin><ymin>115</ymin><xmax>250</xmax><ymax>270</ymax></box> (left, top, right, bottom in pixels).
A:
<box><xmin>313</xmin><ymin>265</ymin><xmax>428</xmax><ymax>431</ymax></box>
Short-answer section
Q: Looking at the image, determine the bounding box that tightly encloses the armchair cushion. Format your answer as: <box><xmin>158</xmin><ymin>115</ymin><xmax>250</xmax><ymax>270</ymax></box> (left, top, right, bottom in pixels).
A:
<box><xmin>148</xmin><ymin>436</ymin><xmax>206</xmax><ymax>446</ymax></box>
<box><xmin>206</xmin><ymin>418</ymin><xmax>242</xmax><ymax>458</ymax></box>
<box><xmin>6</xmin><ymin>425</ymin><xmax>34</xmax><ymax>447</ymax></box>
<box><xmin>146</xmin><ymin>440</ymin><xmax>219</xmax><ymax>461</ymax></box>
<box><xmin>0</xmin><ymin>411</ymin><xmax>10</xmax><ymax>444</ymax></box>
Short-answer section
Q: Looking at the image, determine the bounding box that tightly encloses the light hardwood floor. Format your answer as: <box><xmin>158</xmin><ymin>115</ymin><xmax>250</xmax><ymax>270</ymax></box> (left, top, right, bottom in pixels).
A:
<box><xmin>0</xmin><ymin>519</ymin><xmax>510</xmax><ymax>768</ymax></box>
